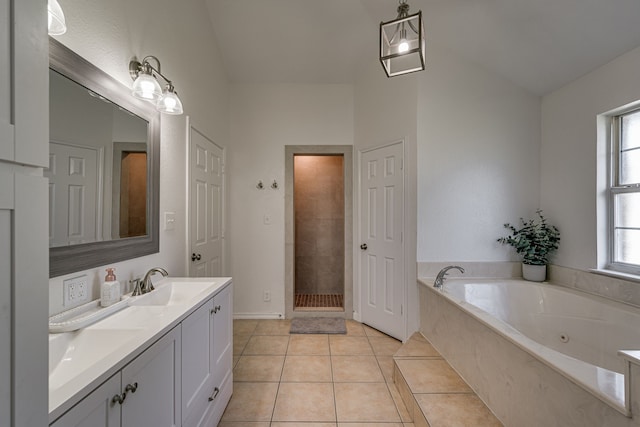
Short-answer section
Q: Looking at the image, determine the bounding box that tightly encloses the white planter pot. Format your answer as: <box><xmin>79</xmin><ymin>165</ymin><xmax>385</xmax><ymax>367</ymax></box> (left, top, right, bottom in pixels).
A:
<box><xmin>522</xmin><ymin>263</ymin><xmax>546</xmax><ymax>282</ymax></box>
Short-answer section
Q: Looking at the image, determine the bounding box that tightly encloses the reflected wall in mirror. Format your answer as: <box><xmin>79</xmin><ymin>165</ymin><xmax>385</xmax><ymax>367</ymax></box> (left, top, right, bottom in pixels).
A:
<box><xmin>49</xmin><ymin>37</ymin><xmax>160</xmax><ymax>278</ymax></box>
<box><xmin>48</xmin><ymin>69</ymin><xmax>149</xmax><ymax>247</ymax></box>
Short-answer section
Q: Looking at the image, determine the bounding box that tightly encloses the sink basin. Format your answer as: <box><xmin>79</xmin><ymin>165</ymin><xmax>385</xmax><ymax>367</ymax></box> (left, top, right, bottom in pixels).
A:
<box><xmin>49</xmin><ymin>333</ymin><xmax>72</xmax><ymax>376</ymax></box>
<box><xmin>49</xmin><ymin>328</ymin><xmax>142</xmax><ymax>390</ymax></box>
<box><xmin>129</xmin><ymin>280</ymin><xmax>215</xmax><ymax>306</ymax></box>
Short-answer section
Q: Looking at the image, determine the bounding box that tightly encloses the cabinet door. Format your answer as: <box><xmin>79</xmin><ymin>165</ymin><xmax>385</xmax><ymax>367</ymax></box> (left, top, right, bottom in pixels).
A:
<box><xmin>181</xmin><ymin>299</ymin><xmax>214</xmax><ymax>425</ymax></box>
<box><xmin>212</xmin><ymin>284</ymin><xmax>233</xmax><ymax>388</ymax></box>
<box><xmin>50</xmin><ymin>374</ymin><xmax>121</xmax><ymax>427</ymax></box>
<box><xmin>0</xmin><ymin>172</ymin><xmax>11</xmax><ymax>427</ymax></box>
<box><xmin>0</xmin><ymin>0</ymin><xmax>47</xmax><ymax>166</ymax></box>
<box><xmin>121</xmin><ymin>326</ymin><xmax>182</xmax><ymax>427</ymax></box>
<box><xmin>12</xmin><ymin>0</ymin><xmax>48</xmax><ymax>167</ymax></box>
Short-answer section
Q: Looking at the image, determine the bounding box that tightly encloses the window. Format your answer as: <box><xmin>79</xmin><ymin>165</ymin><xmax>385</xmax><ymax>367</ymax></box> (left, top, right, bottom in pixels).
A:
<box><xmin>608</xmin><ymin>108</ymin><xmax>640</xmax><ymax>273</ymax></box>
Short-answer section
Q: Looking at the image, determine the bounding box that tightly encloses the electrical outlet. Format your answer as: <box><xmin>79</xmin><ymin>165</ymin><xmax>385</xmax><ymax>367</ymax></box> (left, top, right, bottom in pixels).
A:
<box><xmin>263</xmin><ymin>290</ymin><xmax>271</xmax><ymax>302</ymax></box>
<box><xmin>64</xmin><ymin>274</ymin><xmax>90</xmax><ymax>307</ymax></box>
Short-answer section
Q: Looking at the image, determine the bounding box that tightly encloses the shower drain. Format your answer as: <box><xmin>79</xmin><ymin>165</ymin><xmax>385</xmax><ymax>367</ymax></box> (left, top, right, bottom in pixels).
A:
<box><xmin>559</xmin><ymin>333</ymin><xmax>570</xmax><ymax>343</ymax></box>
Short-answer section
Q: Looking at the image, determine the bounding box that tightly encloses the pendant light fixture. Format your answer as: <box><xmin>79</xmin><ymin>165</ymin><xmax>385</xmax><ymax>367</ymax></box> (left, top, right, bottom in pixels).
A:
<box><xmin>129</xmin><ymin>56</ymin><xmax>184</xmax><ymax>115</ymax></box>
<box><xmin>48</xmin><ymin>0</ymin><xmax>67</xmax><ymax>35</ymax></box>
<box><xmin>380</xmin><ymin>0</ymin><xmax>425</xmax><ymax>77</ymax></box>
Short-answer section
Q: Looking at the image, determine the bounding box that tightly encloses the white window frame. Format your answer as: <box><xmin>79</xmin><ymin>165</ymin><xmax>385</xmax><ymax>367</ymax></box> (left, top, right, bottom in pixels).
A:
<box><xmin>605</xmin><ymin>107</ymin><xmax>640</xmax><ymax>276</ymax></box>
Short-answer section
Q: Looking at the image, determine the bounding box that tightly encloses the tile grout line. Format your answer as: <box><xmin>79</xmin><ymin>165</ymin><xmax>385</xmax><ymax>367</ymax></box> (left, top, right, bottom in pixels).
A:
<box><xmin>269</xmin><ymin>323</ymin><xmax>290</xmax><ymax>424</ymax></box>
<box><xmin>366</xmin><ymin>332</ymin><xmax>403</xmax><ymax>424</ymax></box>
<box><xmin>329</xmin><ymin>332</ymin><xmax>338</xmax><ymax>424</ymax></box>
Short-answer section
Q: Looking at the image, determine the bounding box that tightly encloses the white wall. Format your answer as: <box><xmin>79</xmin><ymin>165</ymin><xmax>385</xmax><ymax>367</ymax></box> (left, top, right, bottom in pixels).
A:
<box><xmin>353</xmin><ymin>45</ymin><xmax>540</xmax><ymax>336</ymax></box>
<box><xmin>541</xmin><ymin>46</ymin><xmax>640</xmax><ymax>271</ymax></box>
<box><xmin>48</xmin><ymin>0</ymin><xmax>229</xmax><ymax>315</ymax></box>
<box><xmin>354</xmin><ymin>59</ymin><xmax>419</xmax><ymax>336</ymax></box>
<box><xmin>417</xmin><ymin>45</ymin><xmax>541</xmax><ymax>263</ymax></box>
<box><xmin>227</xmin><ymin>84</ymin><xmax>354</xmax><ymax>317</ymax></box>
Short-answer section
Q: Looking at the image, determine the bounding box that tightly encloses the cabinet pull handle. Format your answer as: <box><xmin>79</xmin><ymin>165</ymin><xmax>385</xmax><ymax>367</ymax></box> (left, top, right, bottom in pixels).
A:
<box><xmin>213</xmin><ymin>305</ymin><xmax>222</xmax><ymax>313</ymax></box>
<box><xmin>112</xmin><ymin>393</ymin><xmax>126</xmax><ymax>405</ymax></box>
<box><xmin>125</xmin><ymin>382</ymin><xmax>138</xmax><ymax>393</ymax></box>
<box><xmin>208</xmin><ymin>387</ymin><xmax>220</xmax><ymax>402</ymax></box>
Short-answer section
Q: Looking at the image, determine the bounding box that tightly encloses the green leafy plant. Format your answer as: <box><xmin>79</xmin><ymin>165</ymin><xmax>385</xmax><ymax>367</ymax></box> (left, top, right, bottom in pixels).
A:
<box><xmin>497</xmin><ymin>209</ymin><xmax>560</xmax><ymax>265</ymax></box>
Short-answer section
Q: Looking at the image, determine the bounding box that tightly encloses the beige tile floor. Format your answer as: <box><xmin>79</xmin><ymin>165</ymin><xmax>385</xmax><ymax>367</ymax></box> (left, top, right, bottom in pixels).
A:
<box><xmin>220</xmin><ymin>319</ymin><xmax>412</xmax><ymax>427</ymax></box>
<box><xmin>220</xmin><ymin>319</ymin><xmax>501</xmax><ymax>427</ymax></box>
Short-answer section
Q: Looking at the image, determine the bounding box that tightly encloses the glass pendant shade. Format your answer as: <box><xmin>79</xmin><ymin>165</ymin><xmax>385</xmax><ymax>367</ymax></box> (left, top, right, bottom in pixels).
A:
<box><xmin>132</xmin><ymin>73</ymin><xmax>163</xmax><ymax>102</ymax></box>
<box><xmin>48</xmin><ymin>0</ymin><xmax>67</xmax><ymax>35</ymax></box>
<box><xmin>157</xmin><ymin>86</ymin><xmax>183</xmax><ymax>115</ymax></box>
<box><xmin>380</xmin><ymin>10</ymin><xmax>425</xmax><ymax>77</ymax></box>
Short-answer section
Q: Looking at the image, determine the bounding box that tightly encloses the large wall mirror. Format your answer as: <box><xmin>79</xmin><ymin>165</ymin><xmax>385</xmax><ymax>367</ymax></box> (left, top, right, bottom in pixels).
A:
<box><xmin>49</xmin><ymin>38</ymin><xmax>160</xmax><ymax>277</ymax></box>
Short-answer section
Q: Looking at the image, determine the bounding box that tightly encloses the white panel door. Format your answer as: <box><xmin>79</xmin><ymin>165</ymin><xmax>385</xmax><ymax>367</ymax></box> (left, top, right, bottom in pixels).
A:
<box><xmin>45</xmin><ymin>142</ymin><xmax>100</xmax><ymax>246</ymax></box>
<box><xmin>359</xmin><ymin>142</ymin><xmax>405</xmax><ymax>339</ymax></box>
<box><xmin>189</xmin><ymin>124</ymin><xmax>224</xmax><ymax>277</ymax></box>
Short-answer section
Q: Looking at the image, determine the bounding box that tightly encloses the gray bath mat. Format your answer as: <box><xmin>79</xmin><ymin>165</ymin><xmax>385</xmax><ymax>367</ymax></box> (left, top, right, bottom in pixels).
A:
<box><xmin>290</xmin><ymin>317</ymin><xmax>346</xmax><ymax>334</ymax></box>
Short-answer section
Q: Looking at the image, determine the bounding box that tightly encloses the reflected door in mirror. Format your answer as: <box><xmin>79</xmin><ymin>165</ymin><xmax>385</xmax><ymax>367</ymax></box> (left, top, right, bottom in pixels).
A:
<box><xmin>45</xmin><ymin>142</ymin><xmax>101</xmax><ymax>247</ymax></box>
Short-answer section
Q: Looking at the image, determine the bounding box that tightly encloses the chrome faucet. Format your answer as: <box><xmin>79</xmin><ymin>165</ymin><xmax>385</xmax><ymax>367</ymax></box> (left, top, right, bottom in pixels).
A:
<box><xmin>139</xmin><ymin>267</ymin><xmax>168</xmax><ymax>294</ymax></box>
<box><xmin>433</xmin><ymin>265</ymin><xmax>465</xmax><ymax>289</ymax></box>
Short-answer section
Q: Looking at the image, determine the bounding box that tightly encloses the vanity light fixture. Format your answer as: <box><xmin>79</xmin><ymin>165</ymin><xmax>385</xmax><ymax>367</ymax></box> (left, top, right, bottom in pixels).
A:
<box><xmin>48</xmin><ymin>0</ymin><xmax>67</xmax><ymax>35</ymax></box>
<box><xmin>379</xmin><ymin>0</ymin><xmax>425</xmax><ymax>77</ymax></box>
<box><xmin>129</xmin><ymin>56</ymin><xmax>184</xmax><ymax>115</ymax></box>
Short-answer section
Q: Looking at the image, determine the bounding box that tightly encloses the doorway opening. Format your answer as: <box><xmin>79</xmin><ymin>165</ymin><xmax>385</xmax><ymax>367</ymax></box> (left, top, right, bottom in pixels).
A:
<box><xmin>285</xmin><ymin>145</ymin><xmax>353</xmax><ymax>319</ymax></box>
<box><xmin>294</xmin><ymin>155</ymin><xmax>344</xmax><ymax>311</ymax></box>
<box><xmin>119</xmin><ymin>152</ymin><xmax>147</xmax><ymax>238</ymax></box>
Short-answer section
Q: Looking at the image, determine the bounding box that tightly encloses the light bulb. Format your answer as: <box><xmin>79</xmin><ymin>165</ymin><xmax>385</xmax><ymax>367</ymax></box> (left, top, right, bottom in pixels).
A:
<box><xmin>132</xmin><ymin>73</ymin><xmax>162</xmax><ymax>102</ymax></box>
<box><xmin>157</xmin><ymin>85</ymin><xmax>183</xmax><ymax>115</ymax></box>
<box><xmin>398</xmin><ymin>39</ymin><xmax>409</xmax><ymax>53</ymax></box>
<box><xmin>48</xmin><ymin>0</ymin><xmax>67</xmax><ymax>35</ymax></box>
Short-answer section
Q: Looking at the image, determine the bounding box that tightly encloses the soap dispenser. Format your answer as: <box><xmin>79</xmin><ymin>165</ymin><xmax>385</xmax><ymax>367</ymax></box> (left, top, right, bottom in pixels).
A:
<box><xmin>101</xmin><ymin>267</ymin><xmax>121</xmax><ymax>307</ymax></box>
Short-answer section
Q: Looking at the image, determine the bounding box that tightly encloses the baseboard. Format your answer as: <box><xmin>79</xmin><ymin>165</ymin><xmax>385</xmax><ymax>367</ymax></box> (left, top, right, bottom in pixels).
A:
<box><xmin>233</xmin><ymin>312</ymin><xmax>284</xmax><ymax>320</ymax></box>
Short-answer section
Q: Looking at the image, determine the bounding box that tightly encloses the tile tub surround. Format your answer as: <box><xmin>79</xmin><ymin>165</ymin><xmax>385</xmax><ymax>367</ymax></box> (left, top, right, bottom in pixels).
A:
<box><xmin>418</xmin><ymin>261</ymin><xmax>640</xmax><ymax>310</ymax></box>
<box><xmin>393</xmin><ymin>333</ymin><xmax>502</xmax><ymax>427</ymax></box>
<box><xmin>417</xmin><ymin>261</ymin><xmax>521</xmax><ymax>281</ymax></box>
<box><xmin>550</xmin><ymin>264</ymin><xmax>640</xmax><ymax>309</ymax></box>
<box><xmin>418</xmin><ymin>280</ymin><xmax>640</xmax><ymax>427</ymax></box>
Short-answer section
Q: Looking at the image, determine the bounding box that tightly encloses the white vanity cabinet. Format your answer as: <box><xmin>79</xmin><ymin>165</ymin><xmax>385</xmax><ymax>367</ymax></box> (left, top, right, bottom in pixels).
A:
<box><xmin>120</xmin><ymin>327</ymin><xmax>182</xmax><ymax>427</ymax></box>
<box><xmin>181</xmin><ymin>300</ymin><xmax>215</xmax><ymax>426</ymax></box>
<box><xmin>50</xmin><ymin>281</ymin><xmax>233</xmax><ymax>427</ymax></box>
<box><xmin>51</xmin><ymin>327</ymin><xmax>181</xmax><ymax>427</ymax></box>
<box><xmin>182</xmin><ymin>283</ymin><xmax>233</xmax><ymax>427</ymax></box>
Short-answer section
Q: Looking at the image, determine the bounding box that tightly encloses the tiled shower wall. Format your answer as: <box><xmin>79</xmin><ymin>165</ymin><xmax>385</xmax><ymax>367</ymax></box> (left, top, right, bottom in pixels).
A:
<box><xmin>294</xmin><ymin>155</ymin><xmax>344</xmax><ymax>295</ymax></box>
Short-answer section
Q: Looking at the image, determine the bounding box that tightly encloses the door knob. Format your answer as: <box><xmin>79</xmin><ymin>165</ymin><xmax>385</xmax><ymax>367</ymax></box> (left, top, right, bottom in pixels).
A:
<box><xmin>360</xmin><ymin>243</ymin><xmax>367</xmax><ymax>250</ymax></box>
<box><xmin>191</xmin><ymin>253</ymin><xmax>202</xmax><ymax>261</ymax></box>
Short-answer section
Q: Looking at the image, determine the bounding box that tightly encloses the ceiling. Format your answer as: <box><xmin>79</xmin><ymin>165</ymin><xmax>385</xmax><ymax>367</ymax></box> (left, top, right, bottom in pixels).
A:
<box><xmin>206</xmin><ymin>0</ymin><xmax>640</xmax><ymax>95</ymax></box>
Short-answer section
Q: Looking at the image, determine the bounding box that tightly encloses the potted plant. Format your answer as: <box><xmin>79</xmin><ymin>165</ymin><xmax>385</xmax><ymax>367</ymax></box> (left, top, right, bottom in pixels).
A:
<box><xmin>497</xmin><ymin>209</ymin><xmax>560</xmax><ymax>281</ymax></box>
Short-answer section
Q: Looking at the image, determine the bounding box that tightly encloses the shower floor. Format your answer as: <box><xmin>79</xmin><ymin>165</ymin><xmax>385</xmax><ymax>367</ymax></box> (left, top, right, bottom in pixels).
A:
<box><xmin>295</xmin><ymin>293</ymin><xmax>344</xmax><ymax>311</ymax></box>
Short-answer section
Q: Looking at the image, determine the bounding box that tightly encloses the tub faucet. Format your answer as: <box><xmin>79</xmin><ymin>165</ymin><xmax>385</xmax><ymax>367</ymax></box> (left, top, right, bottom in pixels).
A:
<box><xmin>433</xmin><ymin>265</ymin><xmax>465</xmax><ymax>289</ymax></box>
<box><xmin>141</xmin><ymin>267</ymin><xmax>168</xmax><ymax>293</ymax></box>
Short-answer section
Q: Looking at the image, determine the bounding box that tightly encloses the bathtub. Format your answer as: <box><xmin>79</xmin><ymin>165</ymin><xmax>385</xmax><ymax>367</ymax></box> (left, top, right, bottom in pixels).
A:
<box><xmin>418</xmin><ymin>278</ymin><xmax>640</xmax><ymax>427</ymax></box>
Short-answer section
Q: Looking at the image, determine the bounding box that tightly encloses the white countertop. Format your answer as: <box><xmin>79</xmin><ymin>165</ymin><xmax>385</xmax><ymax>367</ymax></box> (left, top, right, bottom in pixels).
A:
<box><xmin>48</xmin><ymin>277</ymin><xmax>232</xmax><ymax>423</ymax></box>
